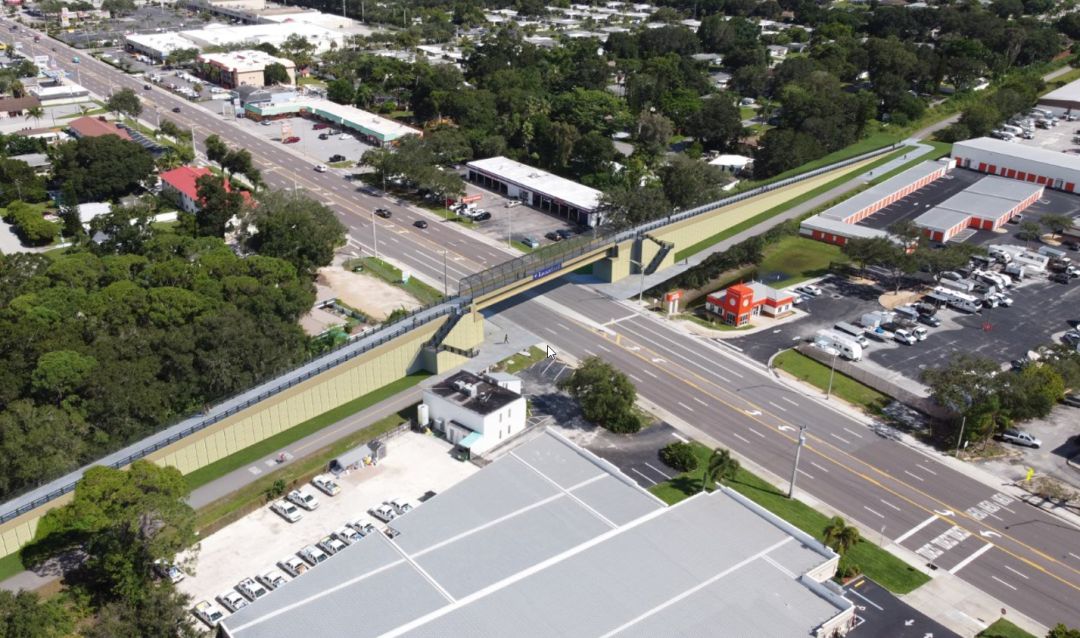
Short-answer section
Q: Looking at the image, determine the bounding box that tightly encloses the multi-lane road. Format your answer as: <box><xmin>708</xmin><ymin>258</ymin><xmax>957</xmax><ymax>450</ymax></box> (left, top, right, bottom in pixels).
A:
<box><xmin>9</xmin><ymin>21</ymin><xmax>1080</xmax><ymax>630</ymax></box>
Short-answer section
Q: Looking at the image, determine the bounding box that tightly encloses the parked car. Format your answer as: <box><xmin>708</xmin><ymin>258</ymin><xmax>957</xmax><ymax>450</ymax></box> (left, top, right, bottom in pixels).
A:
<box><xmin>347</xmin><ymin>519</ymin><xmax>376</xmax><ymax>537</ymax></box>
<box><xmin>894</xmin><ymin>329</ymin><xmax>917</xmax><ymax>345</ymax></box>
<box><xmin>413</xmin><ymin>220</ymin><xmax>428</xmax><ymax>229</ymax></box>
<box><xmin>1063</xmin><ymin>331</ymin><xmax>1080</xmax><ymax>346</ymax></box>
<box><xmin>388</xmin><ymin>498</ymin><xmax>413</xmax><ymax>515</ymax></box>
<box><xmin>279</xmin><ymin>556</ymin><xmax>309</xmax><ymax>577</ymax></box>
<box><xmin>339</xmin><ymin>133</ymin><xmax>351</xmax><ymax>140</ymax></box>
<box><xmin>318</xmin><ymin>133</ymin><xmax>329</xmax><ymax>140</ymax></box>
<box><xmin>998</xmin><ymin>428</ymin><xmax>1041</xmax><ymax>448</ymax></box>
<box><xmin>143</xmin><ymin>84</ymin><xmax>151</xmax><ymax>90</ymax></box>
<box><xmin>260</xmin><ymin>120</ymin><xmax>273</xmax><ymax>126</ymax></box>
<box><xmin>283</xmin><ymin>136</ymin><xmax>300</xmax><ymax>144</ymax></box>
<box><xmin>1008</xmin><ymin>214</ymin><xmax>1022</xmax><ymax>224</ymax></box>
<box><xmin>329</xmin><ymin>154</ymin><xmax>346</xmax><ymax>163</ymax></box>
<box><xmin>796</xmin><ymin>284</ymin><xmax>824</xmax><ymax>296</ymax></box>
<box><xmin>236</xmin><ymin>577</ymin><xmax>269</xmax><ymax>601</ymax></box>
<box><xmin>153</xmin><ymin>560</ymin><xmax>185</xmax><ymax>583</ymax></box>
<box><xmin>217</xmin><ymin>590</ymin><xmax>248</xmax><ymax>613</ymax></box>
<box><xmin>918</xmin><ymin>314</ymin><xmax>941</xmax><ymax>327</ymax></box>
<box><xmin>940</xmin><ymin>271</ymin><xmax>963</xmax><ymax>282</ymax></box>
<box><xmin>334</xmin><ymin>526</ymin><xmax>362</xmax><ymax>545</ymax></box>
<box><xmin>473</xmin><ymin>211</ymin><xmax>492</xmax><ymax>221</ymax></box>
<box><xmin>545</xmin><ymin>231</ymin><xmax>562</xmax><ymax>242</ymax></box>
<box><xmin>1063</xmin><ymin>393</ymin><xmax>1080</xmax><ymax>408</ymax></box>
<box><xmin>270</xmin><ymin>499</ymin><xmax>302</xmax><ymax>523</ymax></box>
<box><xmin>299</xmin><ymin>545</ymin><xmax>329</xmax><ymax>566</ymax></box>
<box><xmin>374</xmin><ymin>208</ymin><xmax>391</xmax><ymax>218</ymax></box>
<box><xmin>991</xmin><ymin>292</ymin><xmax>1014</xmax><ymax>307</ymax></box>
<box><xmin>370</xmin><ymin>504</ymin><xmax>397</xmax><ymax>523</ymax></box>
<box><xmin>318</xmin><ymin>536</ymin><xmax>348</xmax><ymax>555</ymax></box>
<box><xmin>311</xmin><ymin>474</ymin><xmax>341</xmax><ymax>496</ymax></box>
<box><xmin>521</xmin><ymin>236</ymin><xmax>540</xmax><ymax>249</ymax></box>
<box><xmin>1051</xmin><ymin>272</ymin><xmax>1072</xmax><ymax>284</ymax></box>
<box><xmin>287</xmin><ymin>489</ymin><xmax>319</xmax><ymax>511</ymax></box>
<box><xmin>257</xmin><ymin>569</ymin><xmax>288</xmax><ymax>591</ymax></box>
<box><xmin>314</xmin><ymin>164</ymin><xmax>328</xmax><ymax>173</ymax></box>
<box><xmin>505</xmin><ymin>200</ymin><xmax>522</xmax><ymax>208</ymax></box>
<box><xmin>313</xmin><ymin>123</ymin><xmax>329</xmax><ymax>130</ymax></box>
<box><xmin>911</xmin><ymin>326</ymin><xmax>928</xmax><ymax>341</ymax></box>
<box><xmin>171</xmin><ymin>106</ymin><xmax>181</xmax><ymax>113</ymax></box>
<box><xmin>555</xmin><ymin>228</ymin><xmax>574</xmax><ymax>240</ymax></box>
<box><xmin>1065</xmin><ymin>241</ymin><xmax>1080</xmax><ymax>251</ymax></box>
<box><xmin>193</xmin><ymin>601</ymin><xmax>225</xmax><ymax>627</ymax></box>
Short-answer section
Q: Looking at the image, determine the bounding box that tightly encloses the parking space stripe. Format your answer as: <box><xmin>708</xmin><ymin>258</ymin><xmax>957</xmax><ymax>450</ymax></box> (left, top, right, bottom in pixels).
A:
<box><xmin>630</xmin><ymin>468</ymin><xmax>657</xmax><ymax>486</ymax></box>
<box><xmin>644</xmin><ymin>463</ymin><xmax>673</xmax><ymax>480</ymax></box>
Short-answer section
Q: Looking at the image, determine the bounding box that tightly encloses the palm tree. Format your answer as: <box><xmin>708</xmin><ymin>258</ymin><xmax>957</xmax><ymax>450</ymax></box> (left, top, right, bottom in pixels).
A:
<box><xmin>822</xmin><ymin>516</ymin><xmax>860</xmax><ymax>556</ymax></box>
<box><xmin>701</xmin><ymin>447</ymin><xmax>740</xmax><ymax>492</ymax></box>
<box><xmin>24</xmin><ymin>106</ymin><xmax>45</xmax><ymax>128</ymax></box>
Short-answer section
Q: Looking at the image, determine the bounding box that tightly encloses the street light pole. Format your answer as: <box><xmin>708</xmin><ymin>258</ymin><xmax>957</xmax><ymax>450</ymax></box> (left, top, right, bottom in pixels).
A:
<box><xmin>370</xmin><ymin>208</ymin><xmax>379</xmax><ymax>259</ymax></box>
<box><xmin>628</xmin><ymin>258</ymin><xmax>646</xmax><ymax>304</ymax></box>
<box><xmin>788</xmin><ymin>424</ymin><xmax>807</xmax><ymax>498</ymax></box>
<box><xmin>442</xmin><ymin>250</ymin><xmax>448</xmax><ymax>297</ymax></box>
<box><xmin>825</xmin><ymin>351</ymin><xmax>837</xmax><ymax>400</ymax></box>
<box><xmin>954</xmin><ymin>415</ymin><xmax>967</xmax><ymax>458</ymax></box>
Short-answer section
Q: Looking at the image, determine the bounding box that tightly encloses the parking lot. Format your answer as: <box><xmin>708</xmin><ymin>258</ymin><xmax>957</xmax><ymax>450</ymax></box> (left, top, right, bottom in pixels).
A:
<box><xmin>453</xmin><ymin>179</ymin><xmax>579</xmax><ymax>249</ymax></box>
<box><xmin>233</xmin><ymin>115</ymin><xmax>375</xmax><ymax>167</ymax></box>
<box><xmin>844</xmin><ymin>577</ymin><xmax>959</xmax><ymax>638</ymax></box>
<box><xmin>175</xmin><ymin>432</ymin><xmax>476</xmax><ymax>621</ymax></box>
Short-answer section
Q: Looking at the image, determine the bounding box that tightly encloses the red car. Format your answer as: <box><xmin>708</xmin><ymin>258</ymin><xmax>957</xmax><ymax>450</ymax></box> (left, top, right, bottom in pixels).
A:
<box><xmin>283</xmin><ymin>136</ymin><xmax>300</xmax><ymax>144</ymax></box>
<box><xmin>312</xmin><ymin>123</ymin><xmax>329</xmax><ymax>130</ymax></box>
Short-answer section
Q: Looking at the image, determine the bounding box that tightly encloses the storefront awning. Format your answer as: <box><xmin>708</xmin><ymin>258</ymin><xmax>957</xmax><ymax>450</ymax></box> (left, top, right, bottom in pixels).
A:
<box><xmin>458</xmin><ymin>432</ymin><xmax>483</xmax><ymax>449</ymax></box>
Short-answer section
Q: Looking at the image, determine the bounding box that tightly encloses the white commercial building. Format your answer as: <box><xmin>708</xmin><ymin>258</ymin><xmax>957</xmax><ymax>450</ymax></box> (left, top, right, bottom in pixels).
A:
<box><xmin>180</xmin><ymin>22</ymin><xmax>344</xmax><ymax>54</ymax></box>
<box><xmin>421</xmin><ymin>370</ymin><xmax>526</xmax><ymax>458</ymax></box>
<box><xmin>245</xmin><ymin>97</ymin><xmax>421</xmax><ymax>146</ymax></box>
<box><xmin>953</xmin><ymin>137</ymin><xmax>1080</xmax><ymax>194</ymax></box>
<box><xmin>27</xmin><ymin>83</ymin><xmax>90</xmax><ymax>105</ymax></box>
<box><xmin>124</xmin><ymin>32</ymin><xmax>196</xmax><ymax>61</ymax></box>
<box><xmin>466</xmin><ymin>156</ymin><xmax>604</xmax><ymax>227</ymax></box>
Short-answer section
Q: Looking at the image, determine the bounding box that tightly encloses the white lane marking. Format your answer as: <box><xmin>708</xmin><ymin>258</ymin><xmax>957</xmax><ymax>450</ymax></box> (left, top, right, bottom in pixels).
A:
<box><xmin>629</xmin><ymin>374</ymin><xmax>643</xmax><ymax>383</ymax></box>
<box><xmin>671</xmin><ymin>432</ymin><xmax>689</xmax><ymax>443</ymax></box>
<box><xmin>863</xmin><ymin>506</ymin><xmax>885</xmax><ymax>519</ymax></box>
<box><xmin>948</xmin><ymin>543</ymin><xmax>995</xmax><ymax>575</ymax></box>
<box><xmin>903</xmin><ymin>470</ymin><xmax>925</xmax><ymax>482</ymax></box>
<box><xmin>895</xmin><ymin>515</ymin><xmax>939</xmax><ymax>544</ymax></box>
<box><xmin>731</xmin><ymin>432</ymin><xmax>750</xmax><ymax>444</ymax></box>
<box><xmin>748</xmin><ymin>428</ymin><xmax>767</xmax><ymax>438</ymax></box>
<box><xmin>829</xmin><ymin>432</ymin><xmax>851</xmax><ymax>444</ymax></box>
<box><xmin>677</xmin><ymin>401</ymin><xmax>694</xmax><ymax>412</ymax></box>
<box><xmin>1003</xmin><ymin>565</ymin><xmax>1029</xmax><ymax>580</ymax></box>
<box><xmin>583</xmin><ymin>349</ymin><xmax>597</xmax><ymax>357</ymax></box>
<box><xmin>917</xmin><ymin>465</ymin><xmax>938</xmax><ymax>476</ymax></box>
<box><xmin>991</xmin><ymin>575</ymin><xmax>1017</xmax><ymax>591</ymax></box>
<box><xmin>693</xmin><ymin>397</ymin><xmax>708</xmax><ymax>406</ymax></box>
<box><xmin>846</xmin><ymin>587</ymin><xmax>884</xmax><ymax>611</ymax></box>
<box><xmin>781</xmin><ymin>397</ymin><xmax>799</xmax><ymax>407</ymax></box>
<box><xmin>617</xmin><ymin>322</ymin><xmax>743</xmax><ymax>379</ymax></box>
<box><xmin>842</xmin><ymin>427</ymin><xmax>864</xmax><ymax>439</ymax></box>
<box><xmin>557</xmin><ymin>323</ymin><xmax>570</xmax><ymax>331</ymax></box>
<box><xmin>642</xmin><ymin>369</ymin><xmax>658</xmax><ymax>379</ymax></box>
<box><xmin>998</xmin><ymin>505</ymin><xmax>1016</xmax><ymax>515</ymax></box>
<box><xmin>644</xmin><ymin>463</ymin><xmax>673</xmax><ymax>480</ymax></box>
<box><xmin>630</xmin><ymin>468</ymin><xmax>657</xmax><ymax>486</ymax></box>
<box><xmin>1069</xmin><ymin>552</ymin><xmax>1080</xmax><ymax>561</ymax></box>
<box><xmin>810</xmin><ymin>462</ymin><xmax>830</xmax><ymax>474</ymax></box>
<box><xmin>797</xmin><ymin>469</ymin><xmax>815</xmax><ymax>480</ymax></box>
<box><xmin>880</xmin><ymin>499</ymin><xmax>901</xmax><ymax>512</ymax></box>
<box><xmin>768</xmin><ymin>401</ymin><xmax>787</xmax><ymax>412</ymax></box>
<box><xmin>544</xmin><ymin>327</ymin><xmax>558</xmax><ymax>336</ymax></box>
<box><xmin>596</xmin><ymin>344</ymin><xmax>610</xmax><ymax>353</ymax></box>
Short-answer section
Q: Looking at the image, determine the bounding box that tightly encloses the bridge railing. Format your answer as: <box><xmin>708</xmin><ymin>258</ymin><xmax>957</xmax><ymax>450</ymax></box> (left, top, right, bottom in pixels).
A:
<box><xmin>0</xmin><ymin>299</ymin><xmax>464</xmax><ymax>525</ymax></box>
<box><xmin>458</xmin><ymin>143</ymin><xmax>899</xmax><ymax>298</ymax></box>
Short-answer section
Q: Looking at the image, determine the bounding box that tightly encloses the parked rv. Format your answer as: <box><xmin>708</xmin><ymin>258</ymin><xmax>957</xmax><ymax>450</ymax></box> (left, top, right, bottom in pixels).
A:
<box><xmin>813</xmin><ymin>330</ymin><xmax>863</xmax><ymax>361</ymax></box>
<box><xmin>930</xmin><ymin>287</ymin><xmax>982</xmax><ymax>313</ymax></box>
<box><xmin>833</xmin><ymin>322</ymin><xmax>870</xmax><ymax>347</ymax></box>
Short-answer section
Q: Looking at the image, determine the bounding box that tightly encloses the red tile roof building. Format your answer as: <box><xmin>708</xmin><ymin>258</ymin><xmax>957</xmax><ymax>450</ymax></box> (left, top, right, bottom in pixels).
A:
<box><xmin>705</xmin><ymin>282</ymin><xmax>795</xmax><ymax>327</ymax></box>
<box><xmin>160</xmin><ymin>166</ymin><xmax>249</xmax><ymax>214</ymax></box>
<box><xmin>66</xmin><ymin>116</ymin><xmax>132</xmax><ymax>141</ymax></box>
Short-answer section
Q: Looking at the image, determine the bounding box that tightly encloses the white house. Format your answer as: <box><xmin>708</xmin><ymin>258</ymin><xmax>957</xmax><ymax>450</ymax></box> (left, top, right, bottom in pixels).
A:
<box><xmin>422</xmin><ymin>370</ymin><xmax>526</xmax><ymax>458</ymax></box>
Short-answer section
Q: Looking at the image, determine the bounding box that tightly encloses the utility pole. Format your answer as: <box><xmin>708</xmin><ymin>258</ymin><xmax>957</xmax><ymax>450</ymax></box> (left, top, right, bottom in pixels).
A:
<box><xmin>954</xmin><ymin>415</ymin><xmax>967</xmax><ymax>458</ymax></box>
<box><xmin>825</xmin><ymin>351</ymin><xmax>837</xmax><ymax>400</ymax></box>
<box><xmin>370</xmin><ymin>208</ymin><xmax>379</xmax><ymax>259</ymax></box>
<box><xmin>628</xmin><ymin>258</ymin><xmax>646</xmax><ymax>304</ymax></box>
<box><xmin>442</xmin><ymin>250</ymin><xmax>448</xmax><ymax>297</ymax></box>
<box><xmin>788</xmin><ymin>424</ymin><xmax>807</xmax><ymax>499</ymax></box>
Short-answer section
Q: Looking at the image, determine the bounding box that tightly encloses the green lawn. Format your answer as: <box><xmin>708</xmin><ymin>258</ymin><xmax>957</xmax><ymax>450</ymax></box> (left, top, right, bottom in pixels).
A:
<box><xmin>674</xmin><ymin>311</ymin><xmax>752</xmax><ymax>331</ymax></box>
<box><xmin>328</xmin><ymin>160</ymin><xmax>355</xmax><ymax>169</ymax></box>
<box><xmin>511</xmin><ymin>240</ymin><xmax>536</xmax><ymax>253</ymax></box>
<box><xmin>194</xmin><ymin>405</ymin><xmax>418</xmax><ymax>532</ymax></box>
<box><xmin>184</xmin><ymin>373</ymin><xmax>429</xmax><ymax>491</ymax></box>
<box><xmin>650</xmin><ymin>442</ymin><xmax>929</xmax><ymax>595</ymax></box>
<box><xmin>0</xmin><ymin>551</ymin><xmax>25</xmax><ymax>582</ymax></box>
<box><xmin>773</xmin><ymin>350</ymin><xmax>888</xmax><ymax>413</ymax></box>
<box><xmin>976</xmin><ymin>618</ymin><xmax>1036</xmax><ymax>638</ymax></box>
<box><xmin>675</xmin><ymin>147</ymin><xmax>909</xmax><ymax>261</ymax></box>
<box><xmin>757</xmin><ymin>236</ymin><xmax>847</xmax><ymax>288</ymax></box>
<box><xmin>357</xmin><ymin>256</ymin><xmax>445</xmax><ymax>307</ymax></box>
<box><xmin>739</xmin><ymin>106</ymin><xmax>757</xmax><ymax>121</ymax></box>
<box><xmin>492</xmin><ymin>346</ymin><xmax>548</xmax><ymax>374</ymax></box>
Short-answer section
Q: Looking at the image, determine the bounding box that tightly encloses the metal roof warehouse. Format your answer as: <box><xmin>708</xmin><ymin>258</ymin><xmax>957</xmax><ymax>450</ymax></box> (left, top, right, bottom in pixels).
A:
<box><xmin>218</xmin><ymin>430</ymin><xmax>854</xmax><ymax>638</ymax></box>
<box><xmin>953</xmin><ymin>136</ymin><xmax>1080</xmax><ymax>193</ymax></box>
<box><xmin>466</xmin><ymin>156</ymin><xmax>604</xmax><ymax>227</ymax></box>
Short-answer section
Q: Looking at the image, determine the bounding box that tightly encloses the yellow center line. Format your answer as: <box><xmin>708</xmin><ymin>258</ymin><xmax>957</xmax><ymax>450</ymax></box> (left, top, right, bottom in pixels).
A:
<box><xmin>584</xmin><ymin>324</ymin><xmax>1080</xmax><ymax>593</ymax></box>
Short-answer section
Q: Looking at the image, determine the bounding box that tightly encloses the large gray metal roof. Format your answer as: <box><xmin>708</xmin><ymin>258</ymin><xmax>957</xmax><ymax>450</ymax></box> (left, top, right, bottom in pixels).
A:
<box><xmin>220</xmin><ymin>429</ymin><xmax>849</xmax><ymax>638</ymax></box>
<box><xmin>818</xmin><ymin>161</ymin><xmax>945</xmax><ymax>222</ymax></box>
<box><xmin>963</xmin><ymin>175</ymin><xmax>1044</xmax><ymax>200</ymax></box>
<box><xmin>954</xmin><ymin>137</ymin><xmax>1080</xmax><ymax>172</ymax></box>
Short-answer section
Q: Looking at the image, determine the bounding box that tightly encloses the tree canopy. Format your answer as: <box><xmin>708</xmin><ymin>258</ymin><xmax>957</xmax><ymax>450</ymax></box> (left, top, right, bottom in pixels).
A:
<box><xmin>243</xmin><ymin>190</ymin><xmax>347</xmax><ymax>275</ymax></box>
<box><xmin>49</xmin><ymin>136</ymin><xmax>155</xmax><ymax>202</ymax></box>
<box><xmin>560</xmin><ymin>356</ymin><xmax>643</xmax><ymax>433</ymax></box>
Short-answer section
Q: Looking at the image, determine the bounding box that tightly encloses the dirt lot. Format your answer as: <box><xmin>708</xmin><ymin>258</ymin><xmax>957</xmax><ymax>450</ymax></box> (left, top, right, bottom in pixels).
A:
<box><xmin>317</xmin><ymin>266</ymin><xmax>420</xmax><ymax>321</ymax></box>
<box><xmin>176</xmin><ymin>432</ymin><xmax>476</xmax><ymax>615</ymax></box>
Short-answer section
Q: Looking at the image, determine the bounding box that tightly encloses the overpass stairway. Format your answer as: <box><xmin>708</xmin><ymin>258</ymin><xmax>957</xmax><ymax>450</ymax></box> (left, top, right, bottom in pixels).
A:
<box><xmin>643</xmin><ymin>235</ymin><xmax>675</xmax><ymax>275</ymax></box>
<box><xmin>426</xmin><ymin>308</ymin><xmax>479</xmax><ymax>359</ymax></box>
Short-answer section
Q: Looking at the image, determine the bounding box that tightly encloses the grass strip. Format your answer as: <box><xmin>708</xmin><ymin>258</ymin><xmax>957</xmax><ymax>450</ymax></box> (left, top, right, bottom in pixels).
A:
<box><xmin>773</xmin><ymin>350</ymin><xmax>888</xmax><ymax>413</ymax></box>
<box><xmin>0</xmin><ymin>551</ymin><xmax>26</xmax><ymax>582</ymax></box>
<box><xmin>976</xmin><ymin>618</ymin><xmax>1037</xmax><ymax>638</ymax></box>
<box><xmin>649</xmin><ymin>442</ymin><xmax>929</xmax><ymax>594</ymax></box>
<box><xmin>359</xmin><ymin>256</ymin><xmax>444</xmax><ymax>306</ymax></box>
<box><xmin>757</xmin><ymin>235</ymin><xmax>848</xmax><ymax>289</ymax></box>
<box><xmin>492</xmin><ymin>345</ymin><xmax>548</xmax><ymax>374</ymax></box>
<box><xmin>184</xmin><ymin>373</ymin><xmax>429</xmax><ymax>491</ymax></box>
<box><xmin>193</xmin><ymin>405</ymin><xmax>417</xmax><ymax>533</ymax></box>
<box><xmin>674</xmin><ymin>147</ymin><xmax>908</xmax><ymax>261</ymax></box>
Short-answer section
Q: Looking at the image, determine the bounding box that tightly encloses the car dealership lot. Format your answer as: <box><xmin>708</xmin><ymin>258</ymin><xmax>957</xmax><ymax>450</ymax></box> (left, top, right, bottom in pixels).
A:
<box><xmin>176</xmin><ymin>433</ymin><xmax>476</xmax><ymax>622</ymax></box>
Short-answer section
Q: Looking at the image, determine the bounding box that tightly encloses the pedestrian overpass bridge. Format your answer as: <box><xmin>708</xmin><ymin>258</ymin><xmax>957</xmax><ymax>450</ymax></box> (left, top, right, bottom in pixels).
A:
<box><xmin>0</xmin><ymin>145</ymin><xmax>897</xmax><ymax>559</ymax></box>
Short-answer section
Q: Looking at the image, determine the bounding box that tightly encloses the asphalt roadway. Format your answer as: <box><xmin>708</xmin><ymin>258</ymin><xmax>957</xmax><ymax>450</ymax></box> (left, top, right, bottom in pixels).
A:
<box><xmin>10</xmin><ymin>21</ymin><xmax>1080</xmax><ymax>630</ymax></box>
